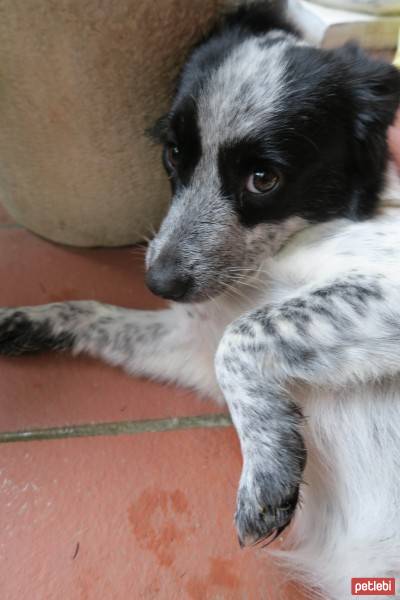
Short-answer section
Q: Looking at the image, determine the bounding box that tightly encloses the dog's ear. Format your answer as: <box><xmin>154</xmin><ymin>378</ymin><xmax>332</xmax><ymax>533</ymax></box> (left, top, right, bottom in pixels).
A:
<box><xmin>145</xmin><ymin>114</ymin><xmax>169</xmax><ymax>144</ymax></box>
<box><xmin>334</xmin><ymin>43</ymin><xmax>400</xmax><ymax>142</ymax></box>
<box><xmin>332</xmin><ymin>43</ymin><xmax>400</xmax><ymax>208</ymax></box>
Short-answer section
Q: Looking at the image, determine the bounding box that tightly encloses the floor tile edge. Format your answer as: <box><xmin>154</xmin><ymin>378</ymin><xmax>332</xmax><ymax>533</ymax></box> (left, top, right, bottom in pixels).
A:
<box><xmin>0</xmin><ymin>413</ymin><xmax>233</xmax><ymax>443</ymax></box>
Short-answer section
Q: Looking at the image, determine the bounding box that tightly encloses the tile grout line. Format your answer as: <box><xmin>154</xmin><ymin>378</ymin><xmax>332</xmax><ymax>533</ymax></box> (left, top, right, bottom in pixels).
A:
<box><xmin>0</xmin><ymin>413</ymin><xmax>233</xmax><ymax>443</ymax></box>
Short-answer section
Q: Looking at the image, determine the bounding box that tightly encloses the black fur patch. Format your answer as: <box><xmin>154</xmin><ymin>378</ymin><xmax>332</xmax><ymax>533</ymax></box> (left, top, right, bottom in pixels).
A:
<box><xmin>217</xmin><ymin>43</ymin><xmax>400</xmax><ymax>227</ymax></box>
<box><xmin>0</xmin><ymin>313</ymin><xmax>74</xmax><ymax>356</ymax></box>
<box><xmin>165</xmin><ymin>97</ymin><xmax>202</xmax><ymax>190</ymax></box>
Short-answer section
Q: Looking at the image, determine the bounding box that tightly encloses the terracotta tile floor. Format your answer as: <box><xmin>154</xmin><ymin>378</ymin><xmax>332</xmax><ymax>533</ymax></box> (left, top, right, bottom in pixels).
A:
<box><xmin>0</xmin><ymin>206</ymin><xmax>311</xmax><ymax>599</ymax></box>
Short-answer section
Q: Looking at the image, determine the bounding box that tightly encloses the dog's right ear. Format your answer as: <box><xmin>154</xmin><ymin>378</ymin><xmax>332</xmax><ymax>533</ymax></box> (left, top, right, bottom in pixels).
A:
<box><xmin>334</xmin><ymin>43</ymin><xmax>400</xmax><ymax>142</ymax></box>
<box><xmin>331</xmin><ymin>42</ymin><xmax>400</xmax><ymax>214</ymax></box>
<box><xmin>145</xmin><ymin>114</ymin><xmax>169</xmax><ymax>144</ymax></box>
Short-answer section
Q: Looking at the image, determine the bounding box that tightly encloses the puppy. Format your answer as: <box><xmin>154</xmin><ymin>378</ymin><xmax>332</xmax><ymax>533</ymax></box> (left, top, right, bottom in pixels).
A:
<box><xmin>2</xmin><ymin>3</ymin><xmax>400</xmax><ymax>598</ymax></box>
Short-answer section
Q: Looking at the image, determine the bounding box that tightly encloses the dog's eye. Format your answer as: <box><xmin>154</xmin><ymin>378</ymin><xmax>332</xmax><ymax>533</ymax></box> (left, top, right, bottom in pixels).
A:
<box><xmin>246</xmin><ymin>170</ymin><xmax>280</xmax><ymax>194</ymax></box>
<box><xmin>166</xmin><ymin>145</ymin><xmax>180</xmax><ymax>170</ymax></box>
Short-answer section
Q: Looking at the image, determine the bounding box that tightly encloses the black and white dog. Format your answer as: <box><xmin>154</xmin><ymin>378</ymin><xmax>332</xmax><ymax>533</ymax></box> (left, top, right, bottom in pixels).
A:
<box><xmin>2</xmin><ymin>3</ymin><xmax>400</xmax><ymax>598</ymax></box>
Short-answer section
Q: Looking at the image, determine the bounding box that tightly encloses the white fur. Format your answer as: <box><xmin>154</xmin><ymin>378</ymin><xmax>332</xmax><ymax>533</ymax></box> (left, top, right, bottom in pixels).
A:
<box><xmin>145</xmin><ymin>167</ymin><xmax>400</xmax><ymax>598</ymax></box>
<box><xmin>153</xmin><ymin>173</ymin><xmax>400</xmax><ymax>599</ymax></box>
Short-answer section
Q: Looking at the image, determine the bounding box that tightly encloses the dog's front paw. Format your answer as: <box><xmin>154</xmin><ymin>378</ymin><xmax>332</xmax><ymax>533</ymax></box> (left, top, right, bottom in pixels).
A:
<box><xmin>0</xmin><ymin>307</ymin><xmax>74</xmax><ymax>356</ymax></box>
<box><xmin>0</xmin><ymin>309</ymin><xmax>38</xmax><ymax>356</ymax></box>
<box><xmin>235</xmin><ymin>461</ymin><xmax>301</xmax><ymax>547</ymax></box>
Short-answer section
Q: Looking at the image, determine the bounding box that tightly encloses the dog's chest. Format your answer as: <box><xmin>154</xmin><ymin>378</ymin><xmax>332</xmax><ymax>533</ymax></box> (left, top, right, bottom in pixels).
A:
<box><xmin>174</xmin><ymin>215</ymin><xmax>400</xmax><ymax>383</ymax></box>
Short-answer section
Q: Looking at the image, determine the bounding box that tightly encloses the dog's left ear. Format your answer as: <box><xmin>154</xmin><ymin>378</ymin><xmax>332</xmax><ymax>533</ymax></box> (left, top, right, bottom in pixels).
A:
<box><xmin>332</xmin><ymin>43</ymin><xmax>400</xmax><ymax>208</ymax></box>
<box><xmin>334</xmin><ymin>43</ymin><xmax>400</xmax><ymax>142</ymax></box>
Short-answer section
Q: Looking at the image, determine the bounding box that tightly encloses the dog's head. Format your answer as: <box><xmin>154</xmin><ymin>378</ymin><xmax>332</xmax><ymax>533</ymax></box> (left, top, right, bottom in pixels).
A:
<box><xmin>146</xmin><ymin>4</ymin><xmax>400</xmax><ymax>303</ymax></box>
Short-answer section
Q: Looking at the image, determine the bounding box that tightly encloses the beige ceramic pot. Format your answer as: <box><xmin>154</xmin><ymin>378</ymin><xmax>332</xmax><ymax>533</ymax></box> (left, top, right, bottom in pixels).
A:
<box><xmin>0</xmin><ymin>0</ymin><xmax>229</xmax><ymax>246</ymax></box>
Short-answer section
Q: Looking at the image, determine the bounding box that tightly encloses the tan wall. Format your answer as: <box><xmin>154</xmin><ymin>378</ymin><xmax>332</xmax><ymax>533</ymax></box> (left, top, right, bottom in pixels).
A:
<box><xmin>0</xmin><ymin>0</ymin><xmax>228</xmax><ymax>246</ymax></box>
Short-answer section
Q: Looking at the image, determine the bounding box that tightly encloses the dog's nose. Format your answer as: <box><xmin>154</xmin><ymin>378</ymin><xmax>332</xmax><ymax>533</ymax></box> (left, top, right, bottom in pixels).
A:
<box><xmin>145</xmin><ymin>264</ymin><xmax>193</xmax><ymax>301</ymax></box>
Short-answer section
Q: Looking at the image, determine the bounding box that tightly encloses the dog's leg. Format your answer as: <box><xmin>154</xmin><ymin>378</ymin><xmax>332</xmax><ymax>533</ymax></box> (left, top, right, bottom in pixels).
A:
<box><xmin>0</xmin><ymin>301</ymin><xmax>217</xmax><ymax>393</ymax></box>
<box><xmin>215</xmin><ymin>272</ymin><xmax>400</xmax><ymax>546</ymax></box>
